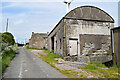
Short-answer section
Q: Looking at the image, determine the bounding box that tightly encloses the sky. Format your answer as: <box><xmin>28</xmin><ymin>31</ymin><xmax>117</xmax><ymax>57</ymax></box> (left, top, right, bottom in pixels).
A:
<box><xmin>1</xmin><ymin>0</ymin><xmax>119</xmax><ymax>43</ymax></box>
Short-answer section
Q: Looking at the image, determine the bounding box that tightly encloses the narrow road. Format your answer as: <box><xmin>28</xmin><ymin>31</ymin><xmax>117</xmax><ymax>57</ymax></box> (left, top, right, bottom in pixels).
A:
<box><xmin>3</xmin><ymin>47</ymin><xmax>67</xmax><ymax>78</ymax></box>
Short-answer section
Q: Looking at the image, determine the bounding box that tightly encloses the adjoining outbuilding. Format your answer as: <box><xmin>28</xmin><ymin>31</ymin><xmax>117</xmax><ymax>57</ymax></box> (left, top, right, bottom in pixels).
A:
<box><xmin>111</xmin><ymin>27</ymin><xmax>120</xmax><ymax>67</ymax></box>
<box><xmin>29</xmin><ymin>32</ymin><xmax>48</xmax><ymax>49</ymax></box>
<box><xmin>47</xmin><ymin>6</ymin><xmax>114</xmax><ymax>63</ymax></box>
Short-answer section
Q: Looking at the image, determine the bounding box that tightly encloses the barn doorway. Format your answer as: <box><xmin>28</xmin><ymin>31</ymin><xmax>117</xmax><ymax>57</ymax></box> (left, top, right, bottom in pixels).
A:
<box><xmin>69</xmin><ymin>38</ymin><xmax>78</xmax><ymax>56</ymax></box>
<box><xmin>51</xmin><ymin>36</ymin><xmax>54</xmax><ymax>52</ymax></box>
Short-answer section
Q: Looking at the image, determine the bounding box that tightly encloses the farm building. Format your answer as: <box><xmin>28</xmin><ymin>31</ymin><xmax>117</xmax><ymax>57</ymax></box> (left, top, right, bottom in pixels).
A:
<box><xmin>111</xmin><ymin>27</ymin><xmax>120</xmax><ymax>67</ymax></box>
<box><xmin>47</xmin><ymin>6</ymin><xmax>114</xmax><ymax>63</ymax></box>
<box><xmin>29</xmin><ymin>32</ymin><xmax>48</xmax><ymax>49</ymax></box>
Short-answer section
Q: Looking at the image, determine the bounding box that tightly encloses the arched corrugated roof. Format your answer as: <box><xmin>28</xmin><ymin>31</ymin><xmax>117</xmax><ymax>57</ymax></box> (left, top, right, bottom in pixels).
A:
<box><xmin>48</xmin><ymin>6</ymin><xmax>114</xmax><ymax>36</ymax></box>
<box><xmin>64</xmin><ymin>6</ymin><xmax>114</xmax><ymax>22</ymax></box>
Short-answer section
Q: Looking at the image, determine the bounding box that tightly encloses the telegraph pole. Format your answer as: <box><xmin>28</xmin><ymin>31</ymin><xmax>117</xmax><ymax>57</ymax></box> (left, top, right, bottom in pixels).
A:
<box><xmin>6</xmin><ymin>18</ymin><xmax>9</xmax><ymax>32</ymax></box>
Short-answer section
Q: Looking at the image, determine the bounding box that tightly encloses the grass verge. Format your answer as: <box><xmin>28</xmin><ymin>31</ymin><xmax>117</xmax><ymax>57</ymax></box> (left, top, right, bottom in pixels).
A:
<box><xmin>2</xmin><ymin>51</ymin><xmax>16</xmax><ymax>72</ymax></box>
<box><xmin>1</xmin><ymin>44</ymin><xmax>18</xmax><ymax>73</ymax></box>
<box><xmin>78</xmin><ymin>62</ymin><xmax>119</xmax><ymax>78</ymax></box>
<box><xmin>30</xmin><ymin>48</ymin><xmax>119</xmax><ymax>78</ymax></box>
<box><xmin>38</xmin><ymin>50</ymin><xmax>61</xmax><ymax>64</ymax></box>
<box><xmin>32</xmin><ymin>49</ymin><xmax>85</xmax><ymax>78</ymax></box>
<box><xmin>26</xmin><ymin>44</ymin><xmax>46</xmax><ymax>50</ymax></box>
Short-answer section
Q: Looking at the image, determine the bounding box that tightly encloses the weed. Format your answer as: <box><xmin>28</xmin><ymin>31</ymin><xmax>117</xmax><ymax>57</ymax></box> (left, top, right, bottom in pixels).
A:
<box><xmin>103</xmin><ymin>74</ymin><xmax>111</xmax><ymax>78</ymax></box>
<box><xmin>84</xmin><ymin>64</ymin><xmax>98</xmax><ymax>70</ymax></box>
<box><xmin>33</xmin><ymin>49</ymin><xmax>119</xmax><ymax>78</ymax></box>
<box><xmin>109</xmin><ymin>66</ymin><xmax>118</xmax><ymax>71</ymax></box>
<box><xmin>90</xmin><ymin>62</ymin><xmax>106</xmax><ymax>68</ymax></box>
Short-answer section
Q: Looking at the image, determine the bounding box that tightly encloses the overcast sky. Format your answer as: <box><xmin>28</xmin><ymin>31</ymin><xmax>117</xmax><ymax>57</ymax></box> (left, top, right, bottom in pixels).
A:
<box><xmin>1</xmin><ymin>0</ymin><xmax>119</xmax><ymax>43</ymax></box>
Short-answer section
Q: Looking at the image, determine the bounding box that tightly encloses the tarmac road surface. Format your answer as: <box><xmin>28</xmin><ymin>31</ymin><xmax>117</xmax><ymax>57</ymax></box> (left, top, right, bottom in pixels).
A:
<box><xmin>3</xmin><ymin>47</ymin><xmax>67</xmax><ymax>79</ymax></box>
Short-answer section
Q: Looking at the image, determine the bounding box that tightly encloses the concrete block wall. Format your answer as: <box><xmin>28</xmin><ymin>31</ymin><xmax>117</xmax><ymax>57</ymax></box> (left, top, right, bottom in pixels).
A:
<box><xmin>65</xmin><ymin>19</ymin><xmax>114</xmax><ymax>56</ymax></box>
<box><xmin>79</xmin><ymin>34</ymin><xmax>111</xmax><ymax>56</ymax></box>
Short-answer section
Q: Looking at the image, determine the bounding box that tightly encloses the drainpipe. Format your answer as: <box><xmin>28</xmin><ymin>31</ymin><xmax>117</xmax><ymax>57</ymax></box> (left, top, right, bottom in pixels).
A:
<box><xmin>111</xmin><ymin>29</ymin><xmax>116</xmax><ymax>66</ymax></box>
<box><xmin>63</xmin><ymin>18</ymin><xmax>67</xmax><ymax>57</ymax></box>
<box><xmin>111</xmin><ymin>29</ymin><xmax>114</xmax><ymax>57</ymax></box>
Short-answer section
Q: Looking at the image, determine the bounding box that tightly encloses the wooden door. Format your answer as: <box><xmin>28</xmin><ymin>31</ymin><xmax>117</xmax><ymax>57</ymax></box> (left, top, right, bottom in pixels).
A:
<box><xmin>69</xmin><ymin>40</ymin><xmax>78</xmax><ymax>56</ymax></box>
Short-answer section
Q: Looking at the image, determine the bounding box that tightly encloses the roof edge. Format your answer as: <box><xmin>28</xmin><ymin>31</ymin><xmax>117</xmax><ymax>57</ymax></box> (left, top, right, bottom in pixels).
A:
<box><xmin>65</xmin><ymin>5</ymin><xmax>115</xmax><ymax>22</ymax></box>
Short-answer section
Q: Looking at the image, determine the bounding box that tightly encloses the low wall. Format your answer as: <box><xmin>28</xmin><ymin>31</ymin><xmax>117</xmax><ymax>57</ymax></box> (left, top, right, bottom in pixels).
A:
<box><xmin>89</xmin><ymin>55</ymin><xmax>112</xmax><ymax>63</ymax></box>
<box><xmin>64</xmin><ymin>55</ymin><xmax>112</xmax><ymax>63</ymax></box>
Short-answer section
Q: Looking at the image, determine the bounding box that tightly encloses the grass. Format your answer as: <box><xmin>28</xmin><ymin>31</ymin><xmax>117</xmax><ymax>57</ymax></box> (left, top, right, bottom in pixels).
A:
<box><xmin>2</xmin><ymin>49</ymin><xmax>16</xmax><ymax>73</ymax></box>
<box><xmin>26</xmin><ymin>44</ymin><xmax>29</xmax><ymax>49</ymax></box>
<box><xmin>1</xmin><ymin>44</ymin><xmax>18</xmax><ymax>74</ymax></box>
<box><xmin>84</xmin><ymin>64</ymin><xmax>98</xmax><ymax>70</ymax></box>
<box><xmin>80</xmin><ymin>62</ymin><xmax>119</xmax><ymax>78</ymax></box>
<box><xmin>78</xmin><ymin>62</ymin><xmax>105</xmax><ymax>70</ymax></box>
<box><xmin>78</xmin><ymin>62</ymin><xmax>119</xmax><ymax>78</ymax></box>
<box><xmin>38</xmin><ymin>53</ymin><xmax>78</xmax><ymax>78</ymax></box>
<box><xmin>26</xmin><ymin>47</ymin><xmax>42</xmax><ymax>50</ymax></box>
<box><xmin>90</xmin><ymin>62</ymin><xmax>106</xmax><ymax>68</ymax></box>
<box><xmin>39</xmin><ymin>50</ymin><xmax>61</xmax><ymax>64</ymax></box>
<box><xmin>30</xmin><ymin>48</ymin><xmax>119</xmax><ymax>78</ymax></box>
<box><xmin>35</xmin><ymin>49</ymin><xmax>88</xmax><ymax>78</ymax></box>
<box><xmin>26</xmin><ymin>44</ymin><xmax>47</xmax><ymax>50</ymax></box>
<box><xmin>31</xmin><ymin>49</ymin><xmax>79</xmax><ymax>78</ymax></box>
<box><xmin>103</xmin><ymin>74</ymin><xmax>111</xmax><ymax>78</ymax></box>
<box><xmin>59</xmin><ymin>69</ymin><xmax>87</xmax><ymax>78</ymax></box>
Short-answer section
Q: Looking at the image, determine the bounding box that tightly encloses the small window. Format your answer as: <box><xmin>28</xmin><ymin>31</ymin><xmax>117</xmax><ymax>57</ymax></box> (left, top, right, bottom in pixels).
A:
<box><xmin>98</xmin><ymin>23</ymin><xmax>103</xmax><ymax>26</ymax></box>
<box><xmin>106</xmin><ymin>23</ymin><xmax>109</xmax><ymax>26</ymax></box>
<box><xmin>91</xmin><ymin>23</ymin><xmax>93</xmax><ymax>26</ymax></box>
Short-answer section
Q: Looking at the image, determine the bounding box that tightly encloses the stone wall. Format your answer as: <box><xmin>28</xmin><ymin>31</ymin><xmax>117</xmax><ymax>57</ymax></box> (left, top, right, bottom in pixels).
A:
<box><xmin>29</xmin><ymin>32</ymin><xmax>47</xmax><ymax>49</ymax></box>
<box><xmin>47</xmin><ymin>19</ymin><xmax>64</xmax><ymax>57</ymax></box>
<box><xmin>79</xmin><ymin>34</ymin><xmax>111</xmax><ymax>56</ymax></box>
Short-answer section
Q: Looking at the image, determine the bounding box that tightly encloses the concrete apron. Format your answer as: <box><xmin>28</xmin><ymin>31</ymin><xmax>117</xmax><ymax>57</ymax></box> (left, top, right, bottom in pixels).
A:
<box><xmin>64</xmin><ymin>55</ymin><xmax>112</xmax><ymax>64</ymax></box>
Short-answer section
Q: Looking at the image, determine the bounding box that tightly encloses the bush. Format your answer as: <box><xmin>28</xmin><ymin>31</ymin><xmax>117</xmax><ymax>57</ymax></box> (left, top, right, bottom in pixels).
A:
<box><xmin>4</xmin><ymin>32</ymin><xmax>14</xmax><ymax>39</ymax></box>
<box><xmin>2</xmin><ymin>34</ymin><xmax>12</xmax><ymax>43</ymax></box>
<box><xmin>1</xmin><ymin>44</ymin><xmax>17</xmax><ymax>73</ymax></box>
<box><xmin>2</xmin><ymin>32</ymin><xmax>15</xmax><ymax>45</ymax></box>
<box><xmin>0</xmin><ymin>32</ymin><xmax>17</xmax><ymax>73</ymax></box>
<box><xmin>26</xmin><ymin>44</ymin><xmax>29</xmax><ymax>49</ymax></box>
<box><xmin>1</xmin><ymin>43</ymin><xmax>9</xmax><ymax>51</ymax></box>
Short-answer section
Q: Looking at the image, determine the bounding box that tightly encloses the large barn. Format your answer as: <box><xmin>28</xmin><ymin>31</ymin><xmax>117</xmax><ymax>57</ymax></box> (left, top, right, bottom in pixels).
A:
<box><xmin>47</xmin><ymin>6</ymin><xmax>114</xmax><ymax>62</ymax></box>
<box><xmin>29</xmin><ymin>32</ymin><xmax>48</xmax><ymax>49</ymax></box>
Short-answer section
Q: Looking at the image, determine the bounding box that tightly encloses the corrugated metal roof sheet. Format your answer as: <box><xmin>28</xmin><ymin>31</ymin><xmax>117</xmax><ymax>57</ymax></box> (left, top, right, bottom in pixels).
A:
<box><xmin>65</xmin><ymin>6</ymin><xmax>114</xmax><ymax>22</ymax></box>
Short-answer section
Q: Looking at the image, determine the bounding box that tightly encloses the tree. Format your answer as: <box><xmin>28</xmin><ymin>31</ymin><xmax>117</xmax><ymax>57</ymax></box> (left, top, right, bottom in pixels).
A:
<box><xmin>2</xmin><ymin>32</ymin><xmax>15</xmax><ymax>45</ymax></box>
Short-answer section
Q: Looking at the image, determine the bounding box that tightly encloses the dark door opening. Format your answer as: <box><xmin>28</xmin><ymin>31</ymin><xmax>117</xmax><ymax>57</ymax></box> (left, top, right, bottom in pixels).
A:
<box><xmin>51</xmin><ymin>37</ymin><xmax>54</xmax><ymax>52</ymax></box>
